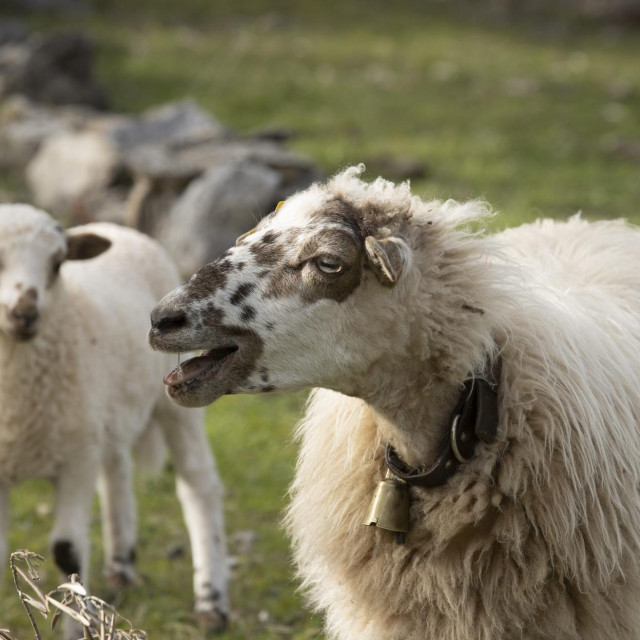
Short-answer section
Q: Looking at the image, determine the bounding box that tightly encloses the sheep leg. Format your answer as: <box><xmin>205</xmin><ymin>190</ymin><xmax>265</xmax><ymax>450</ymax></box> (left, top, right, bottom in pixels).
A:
<box><xmin>51</xmin><ymin>464</ymin><xmax>96</xmax><ymax>640</ymax></box>
<box><xmin>97</xmin><ymin>446</ymin><xmax>137</xmax><ymax>589</ymax></box>
<box><xmin>50</xmin><ymin>464</ymin><xmax>95</xmax><ymax>585</ymax></box>
<box><xmin>155</xmin><ymin>401</ymin><xmax>229</xmax><ymax>633</ymax></box>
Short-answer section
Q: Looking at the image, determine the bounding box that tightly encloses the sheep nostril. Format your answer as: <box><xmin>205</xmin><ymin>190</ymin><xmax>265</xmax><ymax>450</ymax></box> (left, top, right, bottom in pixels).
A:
<box><xmin>151</xmin><ymin>308</ymin><xmax>188</xmax><ymax>333</ymax></box>
<box><xmin>10</xmin><ymin>307</ymin><xmax>38</xmax><ymax>327</ymax></box>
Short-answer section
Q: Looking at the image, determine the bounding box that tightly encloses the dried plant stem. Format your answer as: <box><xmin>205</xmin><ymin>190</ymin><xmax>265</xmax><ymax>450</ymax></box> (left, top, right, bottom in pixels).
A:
<box><xmin>6</xmin><ymin>550</ymin><xmax>148</xmax><ymax>640</ymax></box>
<box><xmin>10</xmin><ymin>551</ymin><xmax>44</xmax><ymax>640</ymax></box>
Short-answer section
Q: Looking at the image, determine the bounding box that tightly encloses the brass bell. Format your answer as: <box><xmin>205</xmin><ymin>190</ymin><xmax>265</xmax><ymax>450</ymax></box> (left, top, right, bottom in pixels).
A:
<box><xmin>363</xmin><ymin>469</ymin><xmax>410</xmax><ymax>540</ymax></box>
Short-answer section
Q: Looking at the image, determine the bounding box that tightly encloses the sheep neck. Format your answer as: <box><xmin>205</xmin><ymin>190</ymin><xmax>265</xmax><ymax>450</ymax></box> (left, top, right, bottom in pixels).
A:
<box><xmin>356</xmin><ymin>359</ymin><xmax>463</xmax><ymax>469</ymax></box>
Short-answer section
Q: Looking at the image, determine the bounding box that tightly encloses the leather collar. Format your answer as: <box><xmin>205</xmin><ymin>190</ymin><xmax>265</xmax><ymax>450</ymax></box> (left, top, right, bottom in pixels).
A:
<box><xmin>385</xmin><ymin>360</ymin><xmax>501</xmax><ymax>488</ymax></box>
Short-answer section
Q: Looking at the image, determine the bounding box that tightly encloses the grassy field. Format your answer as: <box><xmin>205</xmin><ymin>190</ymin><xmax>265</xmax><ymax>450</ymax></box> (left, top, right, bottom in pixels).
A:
<box><xmin>1</xmin><ymin>1</ymin><xmax>640</xmax><ymax>637</ymax></box>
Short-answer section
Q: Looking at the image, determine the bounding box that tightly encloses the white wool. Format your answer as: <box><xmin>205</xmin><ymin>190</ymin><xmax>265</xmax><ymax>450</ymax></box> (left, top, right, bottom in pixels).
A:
<box><xmin>0</xmin><ymin>206</ymin><xmax>228</xmax><ymax>627</ymax></box>
<box><xmin>284</xmin><ymin>170</ymin><xmax>640</xmax><ymax>639</ymax></box>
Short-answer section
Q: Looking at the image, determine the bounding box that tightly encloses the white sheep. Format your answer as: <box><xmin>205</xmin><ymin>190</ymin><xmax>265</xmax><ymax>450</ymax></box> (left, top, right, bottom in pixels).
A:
<box><xmin>148</xmin><ymin>166</ymin><xmax>640</xmax><ymax>639</ymax></box>
<box><xmin>0</xmin><ymin>204</ymin><xmax>228</xmax><ymax>632</ymax></box>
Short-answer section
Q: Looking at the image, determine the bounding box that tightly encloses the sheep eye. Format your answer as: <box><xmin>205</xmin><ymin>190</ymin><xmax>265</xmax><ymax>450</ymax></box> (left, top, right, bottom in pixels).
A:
<box><xmin>316</xmin><ymin>256</ymin><xmax>344</xmax><ymax>275</ymax></box>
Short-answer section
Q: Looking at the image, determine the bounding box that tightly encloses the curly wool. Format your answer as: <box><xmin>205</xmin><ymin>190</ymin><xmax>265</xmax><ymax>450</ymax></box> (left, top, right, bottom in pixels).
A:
<box><xmin>286</xmin><ymin>169</ymin><xmax>640</xmax><ymax>639</ymax></box>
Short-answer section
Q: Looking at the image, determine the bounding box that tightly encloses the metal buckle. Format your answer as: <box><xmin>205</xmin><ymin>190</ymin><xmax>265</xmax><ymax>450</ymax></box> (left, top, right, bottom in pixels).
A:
<box><xmin>450</xmin><ymin>414</ymin><xmax>472</xmax><ymax>463</ymax></box>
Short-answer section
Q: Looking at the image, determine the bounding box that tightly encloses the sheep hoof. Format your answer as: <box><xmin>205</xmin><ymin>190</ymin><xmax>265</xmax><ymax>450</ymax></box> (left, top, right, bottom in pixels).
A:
<box><xmin>104</xmin><ymin>567</ymin><xmax>138</xmax><ymax>591</ymax></box>
<box><xmin>196</xmin><ymin>607</ymin><xmax>228</xmax><ymax>635</ymax></box>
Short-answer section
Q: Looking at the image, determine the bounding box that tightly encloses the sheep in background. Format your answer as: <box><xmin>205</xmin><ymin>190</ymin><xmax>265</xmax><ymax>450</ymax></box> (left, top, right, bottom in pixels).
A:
<box><xmin>149</xmin><ymin>166</ymin><xmax>640</xmax><ymax>639</ymax></box>
<box><xmin>0</xmin><ymin>205</ymin><xmax>228</xmax><ymax>632</ymax></box>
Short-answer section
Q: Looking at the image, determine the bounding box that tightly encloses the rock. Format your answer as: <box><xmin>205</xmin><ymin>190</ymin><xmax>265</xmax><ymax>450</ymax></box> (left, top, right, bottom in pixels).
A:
<box><xmin>155</xmin><ymin>160</ymin><xmax>283</xmax><ymax>275</ymax></box>
<box><xmin>124</xmin><ymin>137</ymin><xmax>317</xmax><ymax>193</ymax></box>
<box><xmin>26</xmin><ymin>130</ymin><xmax>119</xmax><ymax>214</ymax></box>
<box><xmin>0</xmin><ymin>32</ymin><xmax>107</xmax><ymax>108</ymax></box>
<box><xmin>0</xmin><ymin>20</ymin><xmax>29</xmax><ymax>47</ymax></box>
<box><xmin>109</xmin><ymin>99</ymin><xmax>228</xmax><ymax>152</ymax></box>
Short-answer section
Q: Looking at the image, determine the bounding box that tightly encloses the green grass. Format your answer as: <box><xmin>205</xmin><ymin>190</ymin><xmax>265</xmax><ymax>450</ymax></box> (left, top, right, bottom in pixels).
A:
<box><xmin>1</xmin><ymin>393</ymin><xmax>323</xmax><ymax>639</ymax></box>
<box><xmin>1</xmin><ymin>1</ymin><xmax>640</xmax><ymax>637</ymax></box>
<box><xmin>18</xmin><ymin>0</ymin><xmax>640</xmax><ymax>227</ymax></box>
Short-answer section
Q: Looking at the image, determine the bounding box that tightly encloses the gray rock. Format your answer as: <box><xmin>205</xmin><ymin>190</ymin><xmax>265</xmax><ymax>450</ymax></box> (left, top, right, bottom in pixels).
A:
<box><xmin>0</xmin><ymin>32</ymin><xmax>107</xmax><ymax>108</ymax></box>
<box><xmin>0</xmin><ymin>20</ymin><xmax>29</xmax><ymax>47</ymax></box>
<box><xmin>156</xmin><ymin>161</ymin><xmax>283</xmax><ymax>275</ymax></box>
<box><xmin>110</xmin><ymin>99</ymin><xmax>228</xmax><ymax>152</ymax></box>
<box><xmin>124</xmin><ymin>137</ymin><xmax>317</xmax><ymax>189</ymax></box>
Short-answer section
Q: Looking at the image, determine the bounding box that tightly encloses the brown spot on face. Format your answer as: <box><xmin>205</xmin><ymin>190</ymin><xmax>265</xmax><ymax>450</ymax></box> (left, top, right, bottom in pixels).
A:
<box><xmin>185</xmin><ymin>263</ymin><xmax>229</xmax><ymax>301</ymax></box>
<box><xmin>263</xmin><ymin>266</ymin><xmax>303</xmax><ymax>300</ymax></box>
<box><xmin>250</xmin><ymin>238</ymin><xmax>285</xmax><ymax>267</ymax></box>
<box><xmin>241</xmin><ymin>305</ymin><xmax>256</xmax><ymax>322</ymax></box>
<box><xmin>202</xmin><ymin>304</ymin><xmax>225</xmax><ymax>328</ymax></box>
<box><xmin>217</xmin><ymin>259</ymin><xmax>234</xmax><ymax>273</ymax></box>
<box><xmin>230</xmin><ymin>283</ymin><xmax>255</xmax><ymax>305</ymax></box>
<box><xmin>262</xmin><ymin>231</ymin><xmax>279</xmax><ymax>244</ymax></box>
<box><xmin>236</xmin><ymin>261</ymin><xmax>246</xmax><ymax>271</ymax></box>
<box><xmin>13</xmin><ymin>287</ymin><xmax>38</xmax><ymax>310</ymax></box>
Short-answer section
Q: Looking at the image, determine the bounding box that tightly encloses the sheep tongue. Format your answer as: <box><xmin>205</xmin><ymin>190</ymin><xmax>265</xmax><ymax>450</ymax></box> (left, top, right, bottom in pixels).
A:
<box><xmin>163</xmin><ymin>346</ymin><xmax>237</xmax><ymax>386</ymax></box>
<box><xmin>164</xmin><ymin>354</ymin><xmax>213</xmax><ymax>386</ymax></box>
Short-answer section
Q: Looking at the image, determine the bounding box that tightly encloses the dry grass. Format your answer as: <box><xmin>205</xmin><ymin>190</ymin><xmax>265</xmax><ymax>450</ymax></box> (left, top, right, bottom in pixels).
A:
<box><xmin>2</xmin><ymin>550</ymin><xmax>147</xmax><ymax>640</ymax></box>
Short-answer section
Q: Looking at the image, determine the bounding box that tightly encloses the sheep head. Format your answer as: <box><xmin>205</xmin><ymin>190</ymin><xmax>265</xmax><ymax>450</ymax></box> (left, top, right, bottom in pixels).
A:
<box><xmin>0</xmin><ymin>205</ymin><xmax>111</xmax><ymax>341</ymax></box>
<box><xmin>149</xmin><ymin>166</ymin><xmax>425</xmax><ymax>408</ymax></box>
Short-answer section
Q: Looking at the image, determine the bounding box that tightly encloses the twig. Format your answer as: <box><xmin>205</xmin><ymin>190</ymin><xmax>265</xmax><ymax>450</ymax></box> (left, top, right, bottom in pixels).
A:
<box><xmin>10</xmin><ymin>551</ymin><xmax>44</xmax><ymax>640</ymax></box>
<box><xmin>6</xmin><ymin>550</ymin><xmax>148</xmax><ymax>640</ymax></box>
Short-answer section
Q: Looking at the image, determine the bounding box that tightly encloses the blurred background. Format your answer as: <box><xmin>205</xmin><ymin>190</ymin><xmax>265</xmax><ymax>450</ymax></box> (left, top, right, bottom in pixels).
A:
<box><xmin>0</xmin><ymin>0</ymin><xmax>639</xmax><ymax>637</ymax></box>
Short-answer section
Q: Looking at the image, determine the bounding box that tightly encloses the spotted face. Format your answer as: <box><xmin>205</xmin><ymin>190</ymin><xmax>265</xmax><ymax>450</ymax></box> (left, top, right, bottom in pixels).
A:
<box><xmin>0</xmin><ymin>205</ymin><xmax>111</xmax><ymax>342</ymax></box>
<box><xmin>149</xmin><ymin>182</ymin><xmax>413</xmax><ymax>408</ymax></box>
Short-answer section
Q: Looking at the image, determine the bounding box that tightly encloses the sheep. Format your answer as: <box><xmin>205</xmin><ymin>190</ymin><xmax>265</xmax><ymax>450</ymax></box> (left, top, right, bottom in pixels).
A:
<box><xmin>0</xmin><ymin>204</ymin><xmax>228</xmax><ymax>633</ymax></box>
<box><xmin>148</xmin><ymin>165</ymin><xmax>640</xmax><ymax>640</ymax></box>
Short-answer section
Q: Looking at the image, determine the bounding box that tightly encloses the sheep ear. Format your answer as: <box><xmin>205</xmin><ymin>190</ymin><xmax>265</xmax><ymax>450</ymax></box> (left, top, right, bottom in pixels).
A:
<box><xmin>365</xmin><ymin>236</ymin><xmax>406</xmax><ymax>287</ymax></box>
<box><xmin>66</xmin><ymin>233</ymin><xmax>112</xmax><ymax>261</ymax></box>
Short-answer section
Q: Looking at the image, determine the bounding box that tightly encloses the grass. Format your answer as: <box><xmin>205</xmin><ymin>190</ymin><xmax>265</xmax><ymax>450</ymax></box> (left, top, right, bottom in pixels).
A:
<box><xmin>1</xmin><ymin>393</ymin><xmax>321</xmax><ymax>639</ymax></box>
<box><xmin>1</xmin><ymin>1</ymin><xmax>640</xmax><ymax>637</ymax></box>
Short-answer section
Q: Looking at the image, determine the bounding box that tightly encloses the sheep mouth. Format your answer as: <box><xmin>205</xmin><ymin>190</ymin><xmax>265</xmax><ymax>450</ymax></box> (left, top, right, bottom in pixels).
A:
<box><xmin>163</xmin><ymin>346</ymin><xmax>238</xmax><ymax>389</ymax></box>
